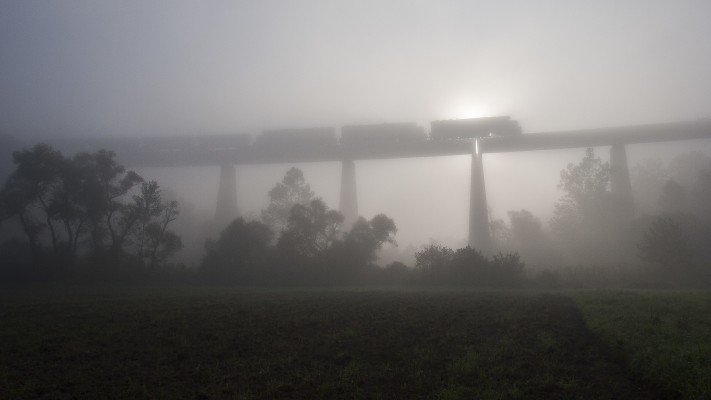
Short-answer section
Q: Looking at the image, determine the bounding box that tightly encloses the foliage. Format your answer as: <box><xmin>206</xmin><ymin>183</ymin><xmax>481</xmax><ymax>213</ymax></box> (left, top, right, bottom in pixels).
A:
<box><xmin>202</xmin><ymin>218</ymin><xmax>273</xmax><ymax>280</ymax></box>
<box><xmin>69</xmin><ymin>149</ymin><xmax>144</xmax><ymax>250</ymax></box>
<box><xmin>203</xmin><ymin>169</ymin><xmax>398</xmax><ymax>284</ymax></box>
<box><xmin>449</xmin><ymin>246</ymin><xmax>488</xmax><ymax>281</ymax></box>
<box><xmin>1</xmin><ymin>144</ymin><xmax>71</xmax><ymax>262</ymax></box>
<box><xmin>668</xmin><ymin>150</ymin><xmax>711</xmax><ymax>188</ymax></box>
<box><xmin>551</xmin><ymin>148</ymin><xmax>611</xmax><ymax>236</ymax></box>
<box><xmin>631</xmin><ymin>157</ymin><xmax>668</xmax><ymax>214</ymax></box>
<box><xmin>261</xmin><ymin>167</ymin><xmax>314</xmax><ymax>234</ymax></box>
<box><xmin>491</xmin><ymin>252</ymin><xmax>525</xmax><ymax>284</ymax></box>
<box><xmin>558</xmin><ymin>148</ymin><xmax>610</xmax><ymax>206</ymax></box>
<box><xmin>657</xmin><ymin>179</ymin><xmax>688</xmax><ymax>214</ymax></box>
<box><xmin>276</xmin><ymin>198</ymin><xmax>344</xmax><ymax>260</ymax></box>
<box><xmin>692</xmin><ymin>169</ymin><xmax>711</xmax><ymax>218</ymax></box>
<box><xmin>338</xmin><ymin>214</ymin><xmax>397</xmax><ymax>269</ymax></box>
<box><xmin>273</xmin><ymin>200</ymin><xmax>398</xmax><ymax>282</ymax></box>
<box><xmin>414</xmin><ymin>243</ymin><xmax>524</xmax><ymax>286</ymax></box>
<box><xmin>0</xmin><ymin>144</ymin><xmax>182</xmax><ymax>276</ymax></box>
<box><xmin>414</xmin><ymin>242</ymin><xmax>454</xmax><ymax>275</ymax></box>
<box><xmin>508</xmin><ymin>209</ymin><xmax>544</xmax><ymax>245</ymax></box>
<box><xmin>507</xmin><ymin>209</ymin><xmax>559</xmax><ymax>268</ymax></box>
<box><xmin>637</xmin><ymin>216</ymin><xmax>695</xmax><ymax>286</ymax></box>
<box><xmin>143</xmin><ymin>199</ymin><xmax>183</xmax><ymax>268</ymax></box>
<box><xmin>550</xmin><ymin>148</ymin><xmax>633</xmax><ymax>265</ymax></box>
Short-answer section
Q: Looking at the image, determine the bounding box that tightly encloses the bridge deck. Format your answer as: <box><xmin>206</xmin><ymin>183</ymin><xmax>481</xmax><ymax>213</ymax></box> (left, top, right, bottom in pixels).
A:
<box><xmin>39</xmin><ymin>119</ymin><xmax>711</xmax><ymax>167</ymax></box>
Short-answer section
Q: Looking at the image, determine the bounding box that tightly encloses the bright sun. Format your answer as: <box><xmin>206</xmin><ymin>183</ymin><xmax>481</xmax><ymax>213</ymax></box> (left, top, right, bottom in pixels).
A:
<box><xmin>445</xmin><ymin>100</ymin><xmax>492</xmax><ymax>120</ymax></box>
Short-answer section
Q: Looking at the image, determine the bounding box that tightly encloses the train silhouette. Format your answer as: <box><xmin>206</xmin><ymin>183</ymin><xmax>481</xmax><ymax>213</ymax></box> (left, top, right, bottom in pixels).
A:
<box><xmin>45</xmin><ymin>116</ymin><xmax>522</xmax><ymax>165</ymax></box>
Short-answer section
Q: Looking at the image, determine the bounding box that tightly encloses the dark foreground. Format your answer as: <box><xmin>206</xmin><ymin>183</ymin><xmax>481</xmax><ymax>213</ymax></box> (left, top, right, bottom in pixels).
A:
<box><xmin>0</xmin><ymin>288</ymin><xmax>706</xmax><ymax>399</ymax></box>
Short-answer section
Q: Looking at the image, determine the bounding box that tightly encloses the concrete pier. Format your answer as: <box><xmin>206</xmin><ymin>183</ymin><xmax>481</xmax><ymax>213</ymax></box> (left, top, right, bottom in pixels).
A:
<box><xmin>469</xmin><ymin>139</ymin><xmax>492</xmax><ymax>253</ymax></box>
<box><xmin>339</xmin><ymin>159</ymin><xmax>359</xmax><ymax>229</ymax></box>
<box><xmin>610</xmin><ymin>143</ymin><xmax>634</xmax><ymax>215</ymax></box>
<box><xmin>215</xmin><ymin>164</ymin><xmax>238</xmax><ymax>224</ymax></box>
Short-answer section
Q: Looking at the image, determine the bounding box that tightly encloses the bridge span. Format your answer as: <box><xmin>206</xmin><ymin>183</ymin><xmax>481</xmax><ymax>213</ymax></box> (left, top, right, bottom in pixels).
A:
<box><xmin>43</xmin><ymin>118</ymin><xmax>711</xmax><ymax>252</ymax></box>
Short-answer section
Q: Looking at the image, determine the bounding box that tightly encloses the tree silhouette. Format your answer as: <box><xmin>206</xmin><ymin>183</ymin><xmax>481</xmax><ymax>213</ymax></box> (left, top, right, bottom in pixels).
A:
<box><xmin>508</xmin><ymin>209</ymin><xmax>557</xmax><ymax>268</ymax></box>
<box><xmin>0</xmin><ymin>144</ymin><xmax>183</xmax><ymax>272</ymax></box>
<box><xmin>414</xmin><ymin>243</ymin><xmax>454</xmax><ymax>275</ymax></box>
<box><xmin>638</xmin><ymin>216</ymin><xmax>694</xmax><ymax>285</ymax></box>
<box><xmin>551</xmin><ymin>148</ymin><xmax>630</xmax><ymax>264</ymax></box>
<box><xmin>202</xmin><ymin>218</ymin><xmax>273</xmax><ymax>279</ymax></box>
<box><xmin>276</xmin><ymin>198</ymin><xmax>344</xmax><ymax>259</ymax></box>
<box><xmin>145</xmin><ymin>200</ymin><xmax>182</xmax><ymax>268</ymax></box>
<box><xmin>0</xmin><ymin>173</ymin><xmax>44</xmax><ymax>261</ymax></box>
<box><xmin>553</xmin><ymin>148</ymin><xmax>610</xmax><ymax>226</ymax></box>
<box><xmin>69</xmin><ymin>149</ymin><xmax>144</xmax><ymax>256</ymax></box>
<box><xmin>692</xmin><ymin>169</ymin><xmax>711</xmax><ymax>219</ymax></box>
<box><xmin>338</xmin><ymin>214</ymin><xmax>397</xmax><ymax>269</ymax></box>
<box><xmin>261</xmin><ymin>167</ymin><xmax>314</xmax><ymax>233</ymax></box>
<box><xmin>8</xmin><ymin>144</ymin><xmax>66</xmax><ymax>257</ymax></box>
<box><xmin>658</xmin><ymin>179</ymin><xmax>688</xmax><ymax>214</ymax></box>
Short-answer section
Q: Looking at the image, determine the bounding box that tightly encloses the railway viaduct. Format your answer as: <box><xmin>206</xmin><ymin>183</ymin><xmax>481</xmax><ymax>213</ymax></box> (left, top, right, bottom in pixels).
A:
<box><xmin>42</xmin><ymin>118</ymin><xmax>711</xmax><ymax>253</ymax></box>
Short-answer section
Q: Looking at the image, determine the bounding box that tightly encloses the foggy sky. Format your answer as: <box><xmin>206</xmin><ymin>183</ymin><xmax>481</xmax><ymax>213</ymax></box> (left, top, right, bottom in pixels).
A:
<box><xmin>2</xmin><ymin>1</ymin><xmax>711</xmax><ymax>249</ymax></box>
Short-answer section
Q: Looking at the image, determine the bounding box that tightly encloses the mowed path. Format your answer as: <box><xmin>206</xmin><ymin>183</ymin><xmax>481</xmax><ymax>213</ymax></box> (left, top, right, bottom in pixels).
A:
<box><xmin>0</xmin><ymin>289</ymin><xmax>654</xmax><ymax>399</ymax></box>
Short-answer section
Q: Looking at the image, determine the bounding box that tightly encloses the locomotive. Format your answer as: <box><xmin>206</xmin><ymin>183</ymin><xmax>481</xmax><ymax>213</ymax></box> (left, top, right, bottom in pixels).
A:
<box><xmin>430</xmin><ymin>116</ymin><xmax>522</xmax><ymax>140</ymax></box>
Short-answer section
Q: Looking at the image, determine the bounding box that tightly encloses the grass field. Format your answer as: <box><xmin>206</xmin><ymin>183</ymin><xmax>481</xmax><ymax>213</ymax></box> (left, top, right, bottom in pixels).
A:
<box><xmin>573</xmin><ymin>290</ymin><xmax>711</xmax><ymax>400</ymax></box>
<box><xmin>0</xmin><ymin>287</ymin><xmax>708</xmax><ymax>399</ymax></box>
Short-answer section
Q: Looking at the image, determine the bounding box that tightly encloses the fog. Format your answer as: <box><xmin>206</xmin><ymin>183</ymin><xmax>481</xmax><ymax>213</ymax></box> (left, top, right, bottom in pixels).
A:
<box><xmin>4</xmin><ymin>1</ymin><xmax>711</xmax><ymax>135</ymax></box>
<box><xmin>2</xmin><ymin>1</ymin><xmax>711</xmax><ymax>262</ymax></box>
<box><xmin>132</xmin><ymin>142</ymin><xmax>711</xmax><ymax>255</ymax></box>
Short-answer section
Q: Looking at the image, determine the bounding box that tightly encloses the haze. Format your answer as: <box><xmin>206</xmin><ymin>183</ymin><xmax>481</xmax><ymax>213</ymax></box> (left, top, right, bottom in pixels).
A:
<box><xmin>2</xmin><ymin>0</ymin><xmax>711</xmax><ymax>252</ymax></box>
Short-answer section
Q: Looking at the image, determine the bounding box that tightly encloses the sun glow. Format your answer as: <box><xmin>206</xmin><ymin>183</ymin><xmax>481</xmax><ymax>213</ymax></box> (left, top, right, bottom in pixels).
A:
<box><xmin>444</xmin><ymin>100</ymin><xmax>492</xmax><ymax>120</ymax></box>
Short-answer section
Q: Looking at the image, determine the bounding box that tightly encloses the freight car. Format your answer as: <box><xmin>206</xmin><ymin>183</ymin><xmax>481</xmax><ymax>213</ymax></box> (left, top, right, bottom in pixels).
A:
<box><xmin>430</xmin><ymin>116</ymin><xmax>521</xmax><ymax>140</ymax></box>
<box><xmin>340</xmin><ymin>122</ymin><xmax>427</xmax><ymax>147</ymax></box>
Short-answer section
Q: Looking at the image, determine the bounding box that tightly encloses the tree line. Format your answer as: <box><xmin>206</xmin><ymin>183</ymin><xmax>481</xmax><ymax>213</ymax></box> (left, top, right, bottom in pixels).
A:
<box><xmin>3</xmin><ymin>142</ymin><xmax>709</xmax><ymax>288</ymax></box>
<box><xmin>487</xmin><ymin>148</ymin><xmax>711</xmax><ymax>288</ymax></box>
<box><xmin>200</xmin><ymin>167</ymin><xmax>527</xmax><ymax>286</ymax></box>
<box><xmin>0</xmin><ymin>144</ymin><xmax>182</xmax><ymax>279</ymax></box>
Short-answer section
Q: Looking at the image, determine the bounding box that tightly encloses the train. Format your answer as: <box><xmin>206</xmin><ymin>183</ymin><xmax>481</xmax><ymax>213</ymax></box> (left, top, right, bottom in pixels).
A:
<box><xmin>341</xmin><ymin>123</ymin><xmax>427</xmax><ymax>148</ymax></box>
<box><xmin>256</xmin><ymin>127</ymin><xmax>337</xmax><ymax>148</ymax></box>
<box><xmin>42</xmin><ymin>117</ymin><xmax>522</xmax><ymax>163</ymax></box>
<box><xmin>430</xmin><ymin>116</ymin><xmax>522</xmax><ymax>140</ymax></box>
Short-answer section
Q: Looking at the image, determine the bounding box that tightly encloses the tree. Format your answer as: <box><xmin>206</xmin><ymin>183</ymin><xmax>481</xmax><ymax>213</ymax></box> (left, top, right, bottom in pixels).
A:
<box><xmin>555</xmin><ymin>148</ymin><xmax>610</xmax><ymax>214</ymax></box>
<box><xmin>0</xmin><ymin>144</ymin><xmax>183</xmax><ymax>272</ymax></box>
<box><xmin>8</xmin><ymin>144</ymin><xmax>66</xmax><ymax>257</ymax></box>
<box><xmin>638</xmin><ymin>216</ymin><xmax>694</xmax><ymax>285</ymax></box>
<box><xmin>509</xmin><ymin>210</ymin><xmax>545</xmax><ymax>247</ymax></box>
<box><xmin>131</xmin><ymin>181</ymin><xmax>164</xmax><ymax>259</ymax></box>
<box><xmin>276</xmin><ymin>198</ymin><xmax>344</xmax><ymax>260</ymax></box>
<box><xmin>550</xmin><ymin>148</ymin><xmax>629</xmax><ymax>264</ymax></box>
<box><xmin>692</xmin><ymin>169</ymin><xmax>711</xmax><ymax>219</ymax></box>
<box><xmin>449</xmin><ymin>246</ymin><xmax>488</xmax><ymax>283</ymax></box>
<box><xmin>508</xmin><ymin>209</ymin><xmax>557</xmax><ymax>268</ymax></box>
<box><xmin>658</xmin><ymin>179</ymin><xmax>688</xmax><ymax>214</ymax></box>
<box><xmin>551</xmin><ymin>148</ymin><xmax>610</xmax><ymax>238</ymax></box>
<box><xmin>202</xmin><ymin>218</ymin><xmax>273</xmax><ymax>279</ymax></box>
<box><xmin>145</xmin><ymin>200</ymin><xmax>182</xmax><ymax>268</ymax></box>
<box><xmin>0</xmin><ymin>144</ymin><xmax>98</xmax><ymax>264</ymax></box>
<box><xmin>414</xmin><ymin>243</ymin><xmax>454</xmax><ymax>275</ymax></box>
<box><xmin>631</xmin><ymin>158</ymin><xmax>668</xmax><ymax>214</ymax></box>
<box><xmin>668</xmin><ymin>151</ymin><xmax>711</xmax><ymax>189</ymax></box>
<box><xmin>490</xmin><ymin>252</ymin><xmax>525</xmax><ymax>286</ymax></box>
<box><xmin>0</xmin><ymin>173</ymin><xmax>44</xmax><ymax>261</ymax></box>
<box><xmin>339</xmin><ymin>214</ymin><xmax>397</xmax><ymax>268</ymax></box>
<box><xmin>413</xmin><ymin>243</ymin><xmax>524</xmax><ymax>286</ymax></box>
<box><xmin>261</xmin><ymin>167</ymin><xmax>314</xmax><ymax>233</ymax></box>
<box><xmin>72</xmin><ymin>149</ymin><xmax>144</xmax><ymax>255</ymax></box>
<box><xmin>49</xmin><ymin>157</ymin><xmax>89</xmax><ymax>259</ymax></box>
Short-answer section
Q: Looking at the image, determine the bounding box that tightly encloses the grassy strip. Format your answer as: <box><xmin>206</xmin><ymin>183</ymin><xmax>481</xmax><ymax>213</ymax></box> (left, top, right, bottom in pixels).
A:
<box><xmin>0</xmin><ymin>288</ymin><xmax>650</xmax><ymax>399</ymax></box>
<box><xmin>572</xmin><ymin>290</ymin><xmax>711</xmax><ymax>399</ymax></box>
